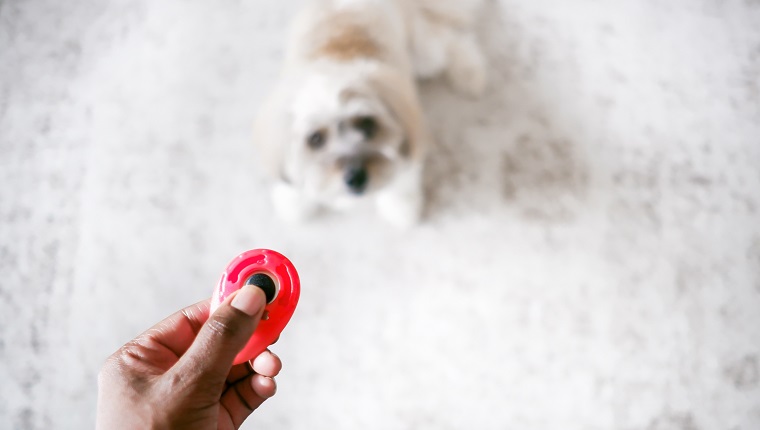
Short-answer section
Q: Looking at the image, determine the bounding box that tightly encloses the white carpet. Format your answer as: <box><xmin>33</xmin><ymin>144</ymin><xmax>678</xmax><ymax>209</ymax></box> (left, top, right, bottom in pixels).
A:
<box><xmin>1</xmin><ymin>0</ymin><xmax>759</xmax><ymax>428</ymax></box>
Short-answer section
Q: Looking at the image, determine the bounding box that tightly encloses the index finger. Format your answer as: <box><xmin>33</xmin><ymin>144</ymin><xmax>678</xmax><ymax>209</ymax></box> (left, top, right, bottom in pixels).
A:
<box><xmin>140</xmin><ymin>299</ymin><xmax>212</xmax><ymax>360</ymax></box>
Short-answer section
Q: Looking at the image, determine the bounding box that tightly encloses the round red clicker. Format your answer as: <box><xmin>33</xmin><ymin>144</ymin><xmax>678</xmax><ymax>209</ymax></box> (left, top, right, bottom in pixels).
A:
<box><xmin>211</xmin><ymin>249</ymin><xmax>300</xmax><ymax>365</ymax></box>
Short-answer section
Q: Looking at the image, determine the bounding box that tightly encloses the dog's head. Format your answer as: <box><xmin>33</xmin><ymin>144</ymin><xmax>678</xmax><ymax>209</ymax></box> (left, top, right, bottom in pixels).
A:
<box><xmin>254</xmin><ymin>65</ymin><xmax>427</xmax><ymax>208</ymax></box>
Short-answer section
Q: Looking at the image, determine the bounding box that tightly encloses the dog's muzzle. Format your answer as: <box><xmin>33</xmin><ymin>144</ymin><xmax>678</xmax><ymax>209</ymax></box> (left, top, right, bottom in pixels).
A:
<box><xmin>344</xmin><ymin>165</ymin><xmax>369</xmax><ymax>194</ymax></box>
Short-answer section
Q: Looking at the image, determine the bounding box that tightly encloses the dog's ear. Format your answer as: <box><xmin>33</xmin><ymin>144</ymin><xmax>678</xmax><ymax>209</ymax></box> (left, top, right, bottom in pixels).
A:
<box><xmin>253</xmin><ymin>85</ymin><xmax>293</xmax><ymax>182</ymax></box>
<box><xmin>366</xmin><ymin>66</ymin><xmax>431</xmax><ymax>161</ymax></box>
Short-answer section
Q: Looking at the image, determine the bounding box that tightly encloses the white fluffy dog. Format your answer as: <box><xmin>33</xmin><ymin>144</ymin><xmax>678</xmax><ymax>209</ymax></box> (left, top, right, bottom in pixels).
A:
<box><xmin>254</xmin><ymin>0</ymin><xmax>486</xmax><ymax>227</ymax></box>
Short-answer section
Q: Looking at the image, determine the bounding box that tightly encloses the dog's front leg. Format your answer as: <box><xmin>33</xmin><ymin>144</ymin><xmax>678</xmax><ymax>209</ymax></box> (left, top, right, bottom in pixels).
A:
<box><xmin>271</xmin><ymin>181</ymin><xmax>318</xmax><ymax>223</ymax></box>
<box><xmin>375</xmin><ymin>163</ymin><xmax>424</xmax><ymax>228</ymax></box>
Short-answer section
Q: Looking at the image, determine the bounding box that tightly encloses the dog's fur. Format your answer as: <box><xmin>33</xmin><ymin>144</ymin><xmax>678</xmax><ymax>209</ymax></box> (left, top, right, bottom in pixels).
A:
<box><xmin>254</xmin><ymin>0</ymin><xmax>486</xmax><ymax>227</ymax></box>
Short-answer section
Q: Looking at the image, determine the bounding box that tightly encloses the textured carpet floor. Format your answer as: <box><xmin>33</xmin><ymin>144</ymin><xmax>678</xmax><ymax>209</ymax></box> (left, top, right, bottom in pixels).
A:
<box><xmin>1</xmin><ymin>0</ymin><xmax>759</xmax><ymax>429</ymax></box>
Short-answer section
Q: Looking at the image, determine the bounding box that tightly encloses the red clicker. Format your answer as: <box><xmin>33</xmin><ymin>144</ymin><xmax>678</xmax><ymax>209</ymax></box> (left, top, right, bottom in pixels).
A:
<box><xmin>211</xmin><ymin>249</ymin><xmax>300</xmax><ymax>365</ymax></box>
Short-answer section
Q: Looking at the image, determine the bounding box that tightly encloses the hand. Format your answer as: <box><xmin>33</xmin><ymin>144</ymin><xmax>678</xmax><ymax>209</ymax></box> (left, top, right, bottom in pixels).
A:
<box><xmin>96</xmin><ymin>286</ymin><xmax>281</xmax><ymax>429</ymax></box>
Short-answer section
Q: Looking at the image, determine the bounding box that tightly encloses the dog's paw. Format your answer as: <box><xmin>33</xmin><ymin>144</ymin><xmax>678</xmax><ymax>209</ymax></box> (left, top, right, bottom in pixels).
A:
<box><xmin>376</xmin><ymin>188</ymin><xmax>423</xmax><ymax>229</ymax></box>
<box><xmin>271</xmin><ymin>182</ymin><xmax>317</xmax><ymax>223</ymax></box>
<box><xmin>446</xmin><ymin>33</ymin><xmax>487</xmax><ymax>98</ymax></box>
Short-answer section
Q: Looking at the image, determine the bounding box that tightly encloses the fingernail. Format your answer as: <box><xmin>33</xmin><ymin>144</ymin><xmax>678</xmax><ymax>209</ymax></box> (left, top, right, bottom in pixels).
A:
<box><xmin>231</xmin><ymin>285</ymin><xmax>266</xmax><ymax>316</ymax></box>
<box><xmin>251</xmin><ymin>374</ymin><xmax>277</xmax><ymax>398</ymax></box>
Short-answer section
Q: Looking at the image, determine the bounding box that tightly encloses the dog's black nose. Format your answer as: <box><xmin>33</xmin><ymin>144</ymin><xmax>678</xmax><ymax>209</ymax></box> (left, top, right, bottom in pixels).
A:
<box><xmin>344</xmin><ymin>166</ymin><xmax>369</xmax><ymax>194</ymax></box>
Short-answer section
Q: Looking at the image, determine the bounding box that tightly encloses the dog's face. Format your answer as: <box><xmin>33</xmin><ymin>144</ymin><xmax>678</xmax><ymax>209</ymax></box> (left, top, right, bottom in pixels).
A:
<box><xmin>279</xmin><ymin>75</ymin><xmax>410</xmax><ymax>207</ymax></box>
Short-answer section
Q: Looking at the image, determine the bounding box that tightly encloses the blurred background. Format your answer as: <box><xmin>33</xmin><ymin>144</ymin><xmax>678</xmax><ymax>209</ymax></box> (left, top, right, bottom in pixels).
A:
<box><xmin>1</xmin><ymin>0</ymin><xmax>759</xmax><ymax>428</ymax></box>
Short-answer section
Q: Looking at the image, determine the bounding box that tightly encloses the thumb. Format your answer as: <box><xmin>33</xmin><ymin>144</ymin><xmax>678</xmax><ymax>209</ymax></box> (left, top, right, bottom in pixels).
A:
<box><xmin>170</xmin><ymin>285</ymin><xmax>267</xmax><ymax>391</ymax></box>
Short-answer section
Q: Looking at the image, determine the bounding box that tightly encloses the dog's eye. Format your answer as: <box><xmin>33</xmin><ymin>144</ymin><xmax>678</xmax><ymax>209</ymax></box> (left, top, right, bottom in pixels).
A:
<box><xmin>307</xmin><ymin>129</ymin><xmax>326</xmax><ymax>149</ymax></box>
<box><xmin>353</xmin><ymin>116</ymin><xmax>377</xmax><ymax>139</ymax></box>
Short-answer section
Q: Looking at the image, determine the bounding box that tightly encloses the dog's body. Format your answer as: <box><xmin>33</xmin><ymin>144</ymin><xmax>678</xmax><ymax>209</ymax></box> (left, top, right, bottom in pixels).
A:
<box><xmin>254</xmin><ymin>0</ymin><xmax>486</xmax><ymax>227</ymax></box>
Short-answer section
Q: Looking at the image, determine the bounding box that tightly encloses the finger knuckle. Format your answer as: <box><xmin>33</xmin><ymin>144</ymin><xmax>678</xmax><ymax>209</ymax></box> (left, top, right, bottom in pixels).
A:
<box><xmin>114</xmin><ymin>341</ymin><xmax>146</xmax><ymax>366</ymax></box>
<box><xmin>206</xmin><ymin>312</ymin><xmax>244</xmax><ymax>340</ymax></box>
<box><xmin>99</xmin><ymin>344</ymin><xmax>147</xmax><ymax>388</ymax></box>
